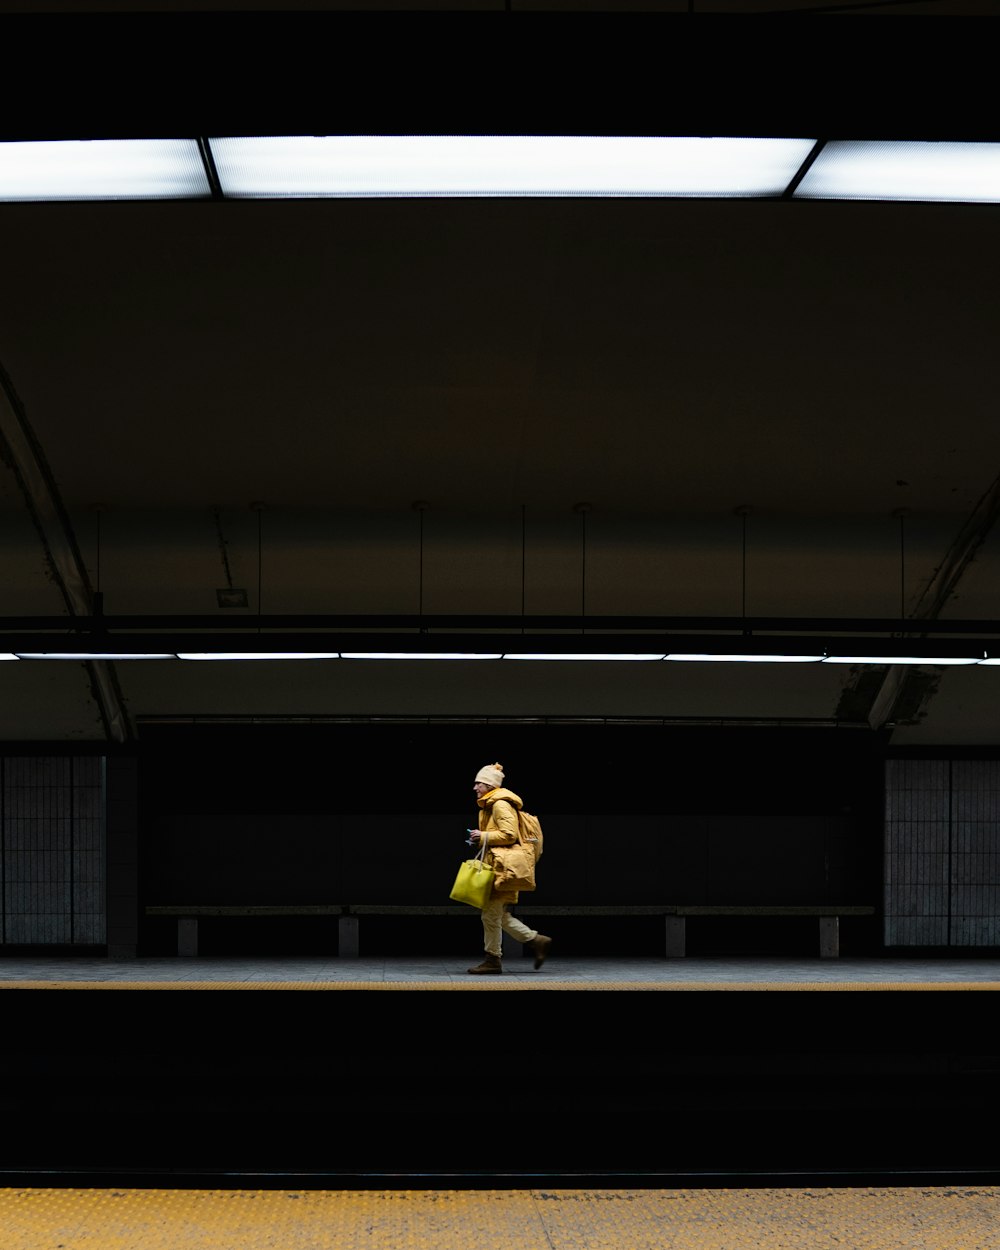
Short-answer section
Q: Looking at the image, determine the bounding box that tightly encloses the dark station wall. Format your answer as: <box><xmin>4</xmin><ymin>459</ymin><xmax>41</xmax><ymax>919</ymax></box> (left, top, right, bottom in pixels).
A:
<box><xmin>137</xmin><ymin>724</ymin><xmax>886</xmax><ymax>957</ymax></box>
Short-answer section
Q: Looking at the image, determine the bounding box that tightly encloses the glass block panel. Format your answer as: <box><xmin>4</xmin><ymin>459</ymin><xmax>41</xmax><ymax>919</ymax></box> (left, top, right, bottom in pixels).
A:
<box><xmin>1</xmin><ymin>756</ymin><xmax>106</xmax><ymax>945</ymax></box>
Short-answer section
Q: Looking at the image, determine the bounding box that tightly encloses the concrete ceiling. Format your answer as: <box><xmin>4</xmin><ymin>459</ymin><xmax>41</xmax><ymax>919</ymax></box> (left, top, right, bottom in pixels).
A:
<box><xmin>1</xmin><ymin>12</ymin><xmax>999</xmax><ymax>742</ymax></box>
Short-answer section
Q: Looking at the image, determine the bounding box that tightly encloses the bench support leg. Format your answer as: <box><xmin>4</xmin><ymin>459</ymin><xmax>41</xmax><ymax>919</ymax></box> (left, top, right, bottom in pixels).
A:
<box><xmin>665</xmin><ymin>915</ymin><xmax>686</xmax><ymax>958</ymax></box>
<box><xmin>339</xmin><ymin>915</ymin><xmax>359</xmax><ymax>958</ymax></box>
<box><xmin>819</xmin><ymin>916</ymin><xmax>839</xmax><ymax>958</ymax></box>
<box><xmin>178</xmin><ymin>917</ymin><xmax>198</xmax><ymax>957</ymax></box>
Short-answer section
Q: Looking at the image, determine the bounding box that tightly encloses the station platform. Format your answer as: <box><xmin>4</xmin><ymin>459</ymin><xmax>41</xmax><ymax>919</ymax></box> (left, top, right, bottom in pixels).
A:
<box><xmin>3</xmin><ymin>1184</ymin><xmax>999</xmax><ymax>1250</ymax></box>
<box><xmin>2</xmin><ymin>950</ymin><xmax>999</xmax><ymax>989</ymax></box>
<box><xmin>1</xmin><ymin>953</ymin><xmax>997</xmax><ymax>1226</ymax></box>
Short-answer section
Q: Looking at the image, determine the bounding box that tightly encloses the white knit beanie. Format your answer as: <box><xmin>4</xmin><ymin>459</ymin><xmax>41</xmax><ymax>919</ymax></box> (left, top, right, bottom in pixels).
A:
<box><xmin>475</xmin><ymin>762</ymin><xmax>504</xmax><ymax>789</ymax></box>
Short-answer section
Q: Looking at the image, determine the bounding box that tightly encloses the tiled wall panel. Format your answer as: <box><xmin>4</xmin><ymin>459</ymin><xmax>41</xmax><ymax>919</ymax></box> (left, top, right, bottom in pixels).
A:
<box><xmin>1</xmin><ymin>757</ymin><xmax>105</xmax><ymax>946</ymax></box>
<box><xmin>885</xmin><ymin>757</ymin><xmax>1000</xmax><ymax>947</ymax></box>
<box><xmin>884</xmin><ymin>759</ymin><xmax>950</xmax><ymax>946</ymax></box>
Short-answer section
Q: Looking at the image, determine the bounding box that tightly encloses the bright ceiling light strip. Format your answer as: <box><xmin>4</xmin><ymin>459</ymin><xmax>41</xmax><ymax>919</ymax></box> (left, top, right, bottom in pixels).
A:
<box><xmin>503</xmin><ymin>653</ymin><xmax>666</xmax><ymax>661</ymax></box>
<box><xmin>822</xmin><ymin>655</ymin><xmax>982</xmax><ymax>666</ymax></box>
<box><xmin>665</xmin><ymin>653</ymin><xmax>825</xmax><ymax>663</ymax></box>
<box><xmin>16</xmin><ymin>652</ymin><xmax>176</xmax><ymax>660</ymax></box>
<box><xmin>0</xmin><ymin>140</ymin><xmax>211</xmax><ymax>202</ymax></box>
<box><xmin>4</xmin><ymin>646</ymin><xmax>994</xmax><ymax>664</ymax></box>
<box><xmin>341</xmin><ymin>652</ymin><xmax>503</xmax><ymax>660</ymax></box>
<box><xmin>209</xmin><ymin>136</ymin><xmax>818</xmax><ymax>199</ymax></box>
<box><xmin>795</xmin><ymin>141</ymin><xmax>1000</xmax><ymax>203</ymax></box>
<box><xmin>177</xmin><ymin>652</ymin><xmax>340</xmax><ymax>661</ymax></box>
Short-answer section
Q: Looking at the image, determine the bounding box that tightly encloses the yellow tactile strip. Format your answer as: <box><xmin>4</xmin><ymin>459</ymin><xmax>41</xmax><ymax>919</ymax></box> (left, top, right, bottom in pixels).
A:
<box><xmin>0</xmin><ymin>980</ymin><xmax>998</xmax><ymax>991</ymax></box>
<box><xmin>2</xmin><ymin>1187</ymin><xmax>998</xmax><ymax>1250</ymax></box>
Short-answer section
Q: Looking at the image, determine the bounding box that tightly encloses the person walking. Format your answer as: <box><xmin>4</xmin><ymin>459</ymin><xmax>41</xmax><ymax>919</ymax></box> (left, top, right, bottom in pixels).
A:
<box><xmin>467</xmin><ymin>762</ymin><xmax>551</xmax><ymax>975</ymax></box>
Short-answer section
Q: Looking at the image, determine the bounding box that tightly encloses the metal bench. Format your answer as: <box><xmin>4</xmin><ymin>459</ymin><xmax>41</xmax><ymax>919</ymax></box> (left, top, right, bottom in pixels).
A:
<box><xmin>147</xmin><ymin>902</ymin><xmax>875</xmax><ymax>959</ymax></box>
<box><xmin>339</xmin><ymin>905</ymin><xmax>483</xmax><ymax>957</ymax></box>
<box><xmin>340</xmin><ymin>904</ymin><xmax>679</xmax><ymax>958</ymax></box>
<box><xmin>145</xmin><ymin>905</ymin><xmax>345</xmax><ymax>956</ymax></box>
<box><xmin>510</xmin><ymin>904</ymin><xmax>876</xmax><ymax>959</ymax></box>
<box><xmin>663</xmin><ymin>905</ymin><xmax>877</xmax><ymax>959</ymax></box>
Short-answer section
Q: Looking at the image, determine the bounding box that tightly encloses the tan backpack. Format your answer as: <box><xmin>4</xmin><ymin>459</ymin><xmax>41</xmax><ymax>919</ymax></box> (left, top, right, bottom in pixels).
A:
<box><xmin>518</xmin><ymin>809</ymin><xmax>544</xmax><ymax>863</ymax></box>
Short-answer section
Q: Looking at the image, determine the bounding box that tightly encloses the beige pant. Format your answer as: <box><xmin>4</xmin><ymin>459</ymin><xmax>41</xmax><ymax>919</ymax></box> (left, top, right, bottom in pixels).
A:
<box><xmin>480</xmin><ymin>897</ymin><xmax>538</xmax><ymax>958</ymax></box>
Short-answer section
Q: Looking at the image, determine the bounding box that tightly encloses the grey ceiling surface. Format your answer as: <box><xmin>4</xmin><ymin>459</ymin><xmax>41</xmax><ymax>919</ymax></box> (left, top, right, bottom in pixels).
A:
<box><xmin>1</xmin><ymin>14</ymin><xmax>999</xmax><ymax>742</ymax></box>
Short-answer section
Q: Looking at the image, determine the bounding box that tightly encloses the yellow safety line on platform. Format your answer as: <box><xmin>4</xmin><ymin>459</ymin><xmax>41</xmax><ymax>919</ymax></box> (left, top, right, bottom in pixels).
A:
<box><xmin>2</xmin><ymin>1187</ymin><xmax>999</xmax><ymax>1250</ymax></box>
<box><xmin>0</xmin><ymin>980</ymin><xmax>998</xmax><ymax>991</ymax></box>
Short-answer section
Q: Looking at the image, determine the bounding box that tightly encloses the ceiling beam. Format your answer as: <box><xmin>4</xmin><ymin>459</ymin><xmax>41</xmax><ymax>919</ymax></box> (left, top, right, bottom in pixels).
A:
<box><xmin>0</xmin><ymin>359</ymin><xmax>132</xmax><ymax>742</ymax></box>
<box><xmin>1</xmin><ymin>612</ymin><xmax>999</xmax><ymax>636</ymax></box>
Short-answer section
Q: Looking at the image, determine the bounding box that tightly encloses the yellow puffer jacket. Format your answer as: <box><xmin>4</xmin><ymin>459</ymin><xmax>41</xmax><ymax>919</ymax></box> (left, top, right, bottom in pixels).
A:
<box><xmin>477</xmin><ymin>786</ymin><xmax>524</xmax><ymax>904</ymax></box>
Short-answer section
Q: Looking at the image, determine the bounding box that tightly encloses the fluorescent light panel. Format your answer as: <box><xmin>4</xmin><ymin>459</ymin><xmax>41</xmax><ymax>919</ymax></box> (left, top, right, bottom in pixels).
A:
<box><xmin>503</xmin><ymin>653</ymin><xmax>666</xmax><ymax>661</ymax></box>
<box><xmin>3</xmin><ymin>646</ymin><xmax>995</xmax><ymax>664</ymax></box>
<box><xmin>0</xmin><ymin>140</ymin><xmax>211</xmax><ymax>202</ymax></box>
<box><xmin>796</xmin><ymin>141</ymin><xmax>1000</xmax><ymax>203</ymax></box>
<box><xmin>3</xmin><ymin>138</ymin><xmax>999</xmax><ymax>206</ymax></box>
<box><xmin>16</xmin><ymin>652</ymin><xmax>175</xmax><ymax>660</ymax></box>
<box><xmin>822</xmin><ymin>655</ymin><xmax>982</xmax><ymax>666</ymax></box>
<box><xmin>209</xmin><ymin>136</ymin><xmax>817</xmax><ymax>199</ymax></box>
<box><xmin>340</xmin><ymin>652</ymin><xmax>503</xmax><ymax>660</ymax></box>
<box><xmin>177</xmin><ymin>652</ymin><xmax>340</xmax><ymax>660</ymax></box>
<box><xmin>665</xmin><ymin>653</ymin><xmax>824</xmax><ymax>663</ymax></box>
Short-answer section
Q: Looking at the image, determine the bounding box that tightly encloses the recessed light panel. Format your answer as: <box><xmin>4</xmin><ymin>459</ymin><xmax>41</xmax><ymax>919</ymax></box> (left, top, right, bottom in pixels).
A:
<box><xmin>795</xmin><ymin>141</ymin><xmax>1000</xmax><ymax>203</ymax></box>
<box><xmin>16</xmin><ymin>652</ymin><xmax>175</xmax><ymax>660</ymax></box>
<box><xmin>177</xmin><ymin>653</ymin><xmax>340</xmax><ymax>661</ymax></box>
<box><xmin>664</xmin><ymin>653</ymin><xmax>825</xmax><ymax>663</ymax></box>
<box><xmin>822</xmin><ymin>655</ymin><xmax>981</xmax><ymax>666</ymax></box>
<box><xmin>341</xmin><ymin>652</ymin><xmax>503</xmax><ymax>660</ymax></box>
<box><xmin>502</xmin><ymin>653</ymin><xmax>666</xmax><ymax>661</ymax></box>
<box><xmin>209</xmin><ymin>136</ymin><xmax>817</xmax><ymax>199</ymax></box>
<box><xmin>0</xmin><ymin>140</ymin><xmax>211</xmax><ymax>202</ymax></box>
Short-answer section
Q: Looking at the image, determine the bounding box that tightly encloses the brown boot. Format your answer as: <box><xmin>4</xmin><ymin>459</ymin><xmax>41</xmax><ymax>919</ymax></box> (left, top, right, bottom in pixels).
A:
<box><xmin>467</xmin><ymin>953</ymin><xmax>502</xmax><ymax>975</ymax></box>
<box><xmin>527</xmin><ymin>934</ymin><xmax>551</xmax><ymax>969</ymax></box>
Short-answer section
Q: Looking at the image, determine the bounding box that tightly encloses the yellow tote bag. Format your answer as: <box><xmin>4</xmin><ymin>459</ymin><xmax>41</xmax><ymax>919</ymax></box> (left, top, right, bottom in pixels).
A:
<box><xmin>449</xmin><ymin>839</ymin><xmax>494</xmax><ymax>909</ymax></box>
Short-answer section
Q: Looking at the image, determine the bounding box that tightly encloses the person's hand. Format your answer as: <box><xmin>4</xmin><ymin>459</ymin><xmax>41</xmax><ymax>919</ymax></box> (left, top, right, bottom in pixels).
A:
<box><xmin>467</xmin><ymin>829</ymin><xmax>481</xmax><ymax>843</ymax></box>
